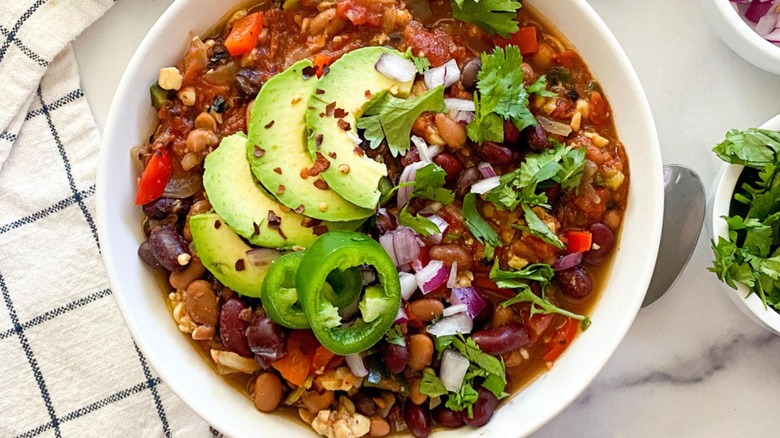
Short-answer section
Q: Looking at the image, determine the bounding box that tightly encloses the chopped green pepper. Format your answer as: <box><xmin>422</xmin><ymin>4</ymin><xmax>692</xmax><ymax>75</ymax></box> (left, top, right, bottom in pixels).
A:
<box><xmin>261</xmin><ymin>252</ymin><xmax>363</xmax><ymax>329</ymax></box>
<box><xmin>150</xmin><ymin>84</ymin><xmax>170</xmax><ymax>110</ymax></box>
<box><xmin>296</xmin><ymin>231</ymin><xmax>401</xmax><ymax>355</ymax></box>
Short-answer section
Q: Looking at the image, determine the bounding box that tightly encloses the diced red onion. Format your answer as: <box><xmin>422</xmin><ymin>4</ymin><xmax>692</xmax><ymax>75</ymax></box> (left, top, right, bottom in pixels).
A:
<box><xmin>426</xmin><ymin>214</ymin><xmax>449</xmax><ymax>244</ymax></box>
<box><xmin>410</xmin><ymin>259</ymin><xmax>424</xmax><ymax>273</ymax></box>
<box><xmin>442</xmin><ymin>303</ymin><xmax>468</xmax><ymax>317</ymax></box>
<box><xmin>450</xmin><ymin>287</ymin><xmax>486</xmax><ymax>319</ymax></box>
<box><xmin>552</xmin><ymin>252</ymin><xmax>583</xmax><ymax>271</ymax></box>
<box><xmin>470</xmin><ymin>176</ymin><xmax>501</xmax><ymax>194</ymax></box>
<box><xmin>746</xmin><ymin>0</ymin><xmax>774</xmax><ymax>23</ymax></box>
<box><xmin>346</xmin><ymin>354</ymin><xmax>369</xmax><ymax>377</ymax></box>
<box><xmin>245</xmin><ymin>248</ymin><xmax>281</xmax><ymax>268</ymax></box>
<box><xmin>427</xmin><ymin>144</ymin><xmax>443</xmax><ymax>158</ymax></box>
<box><xmin>346</xmin><ymin>131</ymin><xmax>363</xmax><ymax>145</ymax></box>
<box><xmin>379</xmin><ymin>233</ymin><xmax>399</xmax><ymax>266</ymax></box>
<box><xmin>444</xmin><ymin>98</ymin><xmax>476</xmax><ymax>113</ymax></box>
<box><xmin>477</xmin><ymin>162</ymin><xmax>496</xmax><ymax>178</ymax></box>
<box><xmin>440</xmin><ymin>349</ymin><xmax>470</xmax><ymax>392</ymax></box>
<box><xmin>537</xmin><ymin>116</ymin><xmax>573</xmax><ymax>137</ymax></box>
<box><xmin>452</xmin><ymin>110</ymin><xmax>476</xmax><ymax>125</ymax></box>
<box><xmin>412</xmin><ymin>136</ymin><xmax>442</xmax><ymax>164</ymax></box>
<box><xmin>423</xmin><ymin>59</ymin><xmax>460</xmax><ymax>89</ymax></box>
<box><xmin>427</xmin><ymin>312</ymin><xmax>473</xmax><ymax>337</ymax></box>
<box><xmin>395</xmin><ymin>307</ymin><xmax>409</xmax><ymax>324</ymax></box>
<box><xmin>415</xmin><ymin>260</ymin><xmax>448</xmax><ymax>294</ymax></box>
<box><xmin>397</xmin><ymin>162</ymin><xmax>425</xmax><ymax>207</ymax></box>
<box><xmin>399</xmin><ymin>271</ymin><xmax>418</xmax><ymax>301</ymax></box>
<box><xmin>375</xmin><ymin>53</ymin><xmax>418</xmax><ymax>82</ymax></box>
<box><xmin>418</xmin><ymin>202</ymin><xmax>442</xmax><ymax>215</ymax></box>
<box><xmin>446</xmin><ymin>262</ymin><xmax>458</xmax><ymax>288</ymax></box>
<box><xmin>393</xmin><ymin>227</ymin><xmax>421</xmax><ymax>266</ymax></box>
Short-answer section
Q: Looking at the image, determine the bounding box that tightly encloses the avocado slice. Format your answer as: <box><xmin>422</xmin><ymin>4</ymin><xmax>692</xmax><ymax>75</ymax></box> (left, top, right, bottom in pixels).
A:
<box><xmin>305</xmin><ymin>47</ymin><xmax>414</xmax><ymax>210</ymax></box>
<box><xmin>203</xmin><ymin>133</ymin><xmax>361</xmax><ymax>250</ymax></box>
<box><xmin>247</xmin><ymin>59</ymin><xmax>373</xmax><ymax>222</ymax></box>
<box><xmin>190</xmin><ymin>212</ymin><xmax>280</xmax><ymax>297</ymax></box>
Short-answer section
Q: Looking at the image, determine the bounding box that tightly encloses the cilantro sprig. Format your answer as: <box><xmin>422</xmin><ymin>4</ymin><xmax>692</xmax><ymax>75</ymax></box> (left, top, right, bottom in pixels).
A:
<box><xmin>397</xmin><ymin>164</ymin><xmax>455</xmax><ymax>236</ymax></box>
<box><xmin>462</xmin><ymin>193</ymin><xmax>502</xmax><ymax>248</ymax></box>
<box><xmin>450</xmin><ymin>0</ymin><xmax>522</xmax><ymax>38</ymax></box>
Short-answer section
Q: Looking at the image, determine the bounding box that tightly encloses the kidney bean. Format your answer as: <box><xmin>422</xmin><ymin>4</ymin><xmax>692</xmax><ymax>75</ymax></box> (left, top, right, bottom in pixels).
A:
<box><xmin>184</xmin><ymin>280</ymin><xmax>218</xmax><ymax>326</ymax></box>
<box><xmin>434</xmin><ymin>114</ymin><xmax>467</xmax><ymax>149</ymax></box>
<box><xmin>246</xmin><ymin>313</ymin><xmax>287</xmax><ymax>367</ymax></box>
<box><xmin>402</xmin><ymin>147</ymin><xmax>421</xmax><ymax>166</ymax></box>
<box><xmin>556</xmin><ymin>265</ymin><xmax>593</xmax><ymax>298</ymax></box>
<box><xmin>428</xmin><ymin>244</ymin><xmax>471</xmax><ymax>268</ymax></box>
<box><xmin>148</xmin><ymin>224</ymin><xmax>190</xmax><ymax>272</ymax></box>
<box><xmin>403</xmin><ymin>402</ymin><xmax>430</xmax><ymax>438</ymax></box>
<box><xmin>169</xmin><ymin>257</ymin><xmax>206</xmax><ymax>291</ymax></box>
<box><xmin>355</xmin><ymin>392</ymin><xmax>378</xmax><ymax>416</ymax></box>
<box><xmin>454</xmin><ymin>166</ymin><xmax>481</xmax><ymax>197</ymax></box>
<box><xmin>476</xmin><ymin>142</ymin><xmax>513</xmax><ymax>165</ymax></box>
<box><xmin>503</xmin><ymin>120</ymin><xmax>521</xmax><ymax>146</ymax></box>
<box><xmin>408</xmin><ymin>334</ymin><xmax>434</xmax><ymax>371</ymax></box>
<box><xmin>524</xmin><ymin>124</ymin><xmax>549</xmax><ymax>151</ymax></box>
<box><xmin>219</xmin><ymin>298</ymin><xmax>252</xmax><ymax>357</ymax></box>
<box><xmin>253</xmin><ymin>372</ymin><xmax>283</xmax><ymax>412</ymax></box>
<box><xmin>409</xmin><ymin>299</ymin><xmax>444</xmax><ymax>323</ymax></box>
<box><xmin>432</xmin><ymin>406</ymin><xmax>464</xmax><ymax>427</ymax></box>
<box><xmin>137</xmin><ymin>241</ymin><xmax>161</xmax><ymax>269</ymax></box>
<box><xmin>583</xmin><ymin>222</ymin><xmax>616</xmax><ymax>265</ymax></box>
<box><xmin>461</xmin><ymin>388</ymin><xmax>498</xmax><ymax>427</ymax></box>
<box><xmin>460</xmin><ymin>58</ymin><xmax>482</xmax><ymax>89</ymax></box>
<box><xmin>380</xmin><ymin>341</ymin><xmax>409</xmax><ymax>374</ymax></box>
<box><xmin>142</xmin><ymin>197</ymin><xmax>192</xmax><ymax>220</ymax></box>
<box><xmin>471</xmin><ymin>322</ymin><xmax>530</xmax><ymax>356</ymax></box>
<box><xmin>432</xmin><ymin>153</ymin><xmax>463</xmax><ymax>182</ymax></box>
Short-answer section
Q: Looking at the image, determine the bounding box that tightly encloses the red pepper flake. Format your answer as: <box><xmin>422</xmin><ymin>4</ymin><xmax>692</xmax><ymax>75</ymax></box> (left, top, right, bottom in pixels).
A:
<box><xmin>253</xmin><ymin>146</ymin><xmax>265</xmax><ymax>158</ymax></box>
<box><xmin>252</xmin><ymin>222</ymin><xmax>260</xmax><ymax>237</ymax></box>
<box><xmin>264</xmin><ymin>120</ymin><xmax>275</xmax><ymax>129</ymax></box>
<box><xmin>314</xmin><ymin>179</ymin><xmax>329</xmax><ymax>190</ymax></box>
<box><xmin>353</xmin><ymin>147</ymin><xmax>365</xmax><ymax>157</ymax></box>
<box><xmin>365</xmin><ymin>90</ymin><xmax>372</xmax><ymax>99</ymax></box>
<box><xmin>214</xmin><ymin>220</ymin><xmax>222</xmax><ymax>229</ymax></box>
<box><xmin>315</xmin><ymin>89</ymin><xmax>325</xmax><ymax>95</ymax></box>
<box><xmin>328</xmin><ymin>152</ymin><xmax>337</xmax><ymax>159</ymax></box>
<box><xmin>273</xmin><ymin>167</ymin><xmax>282</xmax><ymax>174</ymax></box>
<box><xmin>325</xmin><ymin>102</ymin><xmax>336</xmax><ymax>116</ymax></box>
<box><xmin>337</xmin><ymin>119</ymin><xmax>351</xmax><ymax>131</ymax></box>
<box><xmin>313</xmin><ymin>225</ymin><xmax>328</xmax><ymax>236</ymax></box>
<box><xmin>235</xmin><ymin>259</ymin><xmax>246</xmax><ymax>272</ymax></box>
<box><xmin>333</xmin><ymin>108</ymin><xmax>348</xmax><ymax>118</ymax></box>
<box><xmin>267</xmin><ymin>210</ymin><xmax>287</xmax><ymax>239</ymax></box>
<box><xmin>277</xmin><ymin>185</ymin><xmax>286</xmax><ymax>194</ymax></box>
<box><xmin>308</xmin><ymin>152</ymin><xmax>330</xmax><ymax>177</ymax></box>
<box><xmin>321</xmin><ymin>64</ymin><xmax>330</xmax><ymax>76</ymax></box>
<box><xmin>302</xmin><ymin>66</ymin><xmax>317</xmax><ymax>80</ymax></box>
<box><xmin>294</xmin><ymin>205</ymin><xmax>305</xmax><ymax>214</ymax></box>
<box><xmin>315</xmin><ymin>134</ymin><xmax>324</xmax><ymax>149</ymax></box>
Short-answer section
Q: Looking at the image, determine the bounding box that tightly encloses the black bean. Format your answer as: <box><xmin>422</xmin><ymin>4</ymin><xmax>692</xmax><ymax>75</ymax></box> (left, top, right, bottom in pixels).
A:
<box><xmin>460</xmin><ymin>58</ymin><xmax>482</xmax><ymax>89</ymax></box>
<box><xmin>454</xmin><ymin>167</ymin><xmax>481</xmax><ymax>197</ymax></box>
<box><xmin>148</xmin><ymin>224</ymin><xmax>190</xmax><ymax>272</ymax></box>
<box><xmin>137</xmin><ymin>241</ymin><xmax>161</xmax><ymax>269</ymax></box>
<box><xmin>142</xmin><ymin>197</ymin><xmax>192</xmax><ymax>220</ymax></box>
<box><xmin>524</xmin><ymin>124</ymin><xmax>550</xmax><ymax>151</ymax></box>
<box><xmin>355</xmin><ymin>392</ymin><xmax>378</xmax><ymax>416</ymax></box>
<box><xmin>235</xmin><ymin>68</ymin><xmax>263</xmax><ymax>97</ymax></box>
<box><xmin>246</xmin><ymin>314</ymin><xmax>286</xmax><ymax>368</ymax></box>
<box><xmin>476</xmin><ymin>142</ymin><xmax>513</xmax><ymax>165</ymax></box>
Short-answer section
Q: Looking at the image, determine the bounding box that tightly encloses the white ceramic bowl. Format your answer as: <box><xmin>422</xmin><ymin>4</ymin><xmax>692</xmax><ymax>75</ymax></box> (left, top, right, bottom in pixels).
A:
<box><xmin>701</xmin><ymin>0</ymin><xmax>780</xmax><ymax>75</ymax></box>
<box><xmin>710</xmin><ymin>114</ymin><xmax>780</xmax><ymax>335</ymax></box>
<box><xmin>96</xmin><ymin>1</ymin><xmax>664</xmax><ymax>436</ymax></box>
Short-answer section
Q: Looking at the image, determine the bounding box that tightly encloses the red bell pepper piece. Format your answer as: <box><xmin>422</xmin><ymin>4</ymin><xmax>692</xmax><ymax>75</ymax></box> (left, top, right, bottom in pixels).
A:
<box><xmin>492</xmin><ymin>27</ymin><xmax>539</xmax><ymax>55</ymax></box>
<box><xmin>134</xmin><ymin>148</ymin><xmax>173</xmax><ymax>205</ymax></box>
<box><xmin>224</xmin><ymin>12</ymin><xmax>264</xmax><ymax>57</ymax></box>
<box><xmin>589</xmin><ymin>91</ymin><xmax>608</xmax><ymax>125</ymax></box>
<box><xmin>543</xmin><ymin>317</ymin><xmax>578</xmax><ymax>362</ymax></box>
<box><xmin>564</xmin><ymin>230</ymin><xmax>593</xmax><ymax>253</ymax></box>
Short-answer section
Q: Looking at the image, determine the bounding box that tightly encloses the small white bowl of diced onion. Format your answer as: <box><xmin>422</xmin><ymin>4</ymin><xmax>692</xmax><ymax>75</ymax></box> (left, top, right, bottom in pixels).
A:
<box><xmin>701</xmin><ymin>0</ymin><xmax>780</xmax><ymax>75</ymax></box>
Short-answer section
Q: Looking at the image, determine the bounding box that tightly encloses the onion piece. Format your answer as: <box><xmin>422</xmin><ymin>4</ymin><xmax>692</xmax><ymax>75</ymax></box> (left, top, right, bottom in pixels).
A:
<box><xmin>375</xmin><ymin>52</ymin><xmax>418</xmax><ymax>82</ymax></box>
<box><xmin>426</xmin><ymin>214</ymin><xmax>450</xmax><ymax>244</ymax></box>
<box><xmin>745</xmin><ymin>0</ymin><xmax>774</xmax><ymax>23</ymax></box>
<box><xmin>415</xmin><ymin>260</ymin><xmax>448</xmax><ymax>294</ymax></box>
<box><xmin>470</xmin><ymin>176</ymin><xmax>501</xmax><ymax>194</ymax></box>
<box><xmin>412</xmin><ymin>135</ymin><xmax>432</xmax><ymax>163</ymax></box>
<box><xmin>477</xmin><ymin>162</ymin><xmax>496</xmax><ymax>178</ymax></box>
<box><xmin>346</xmin><ymin>354</ymin><xmax>369</xmax><ymax>378</ymax></box>
<box><xmin>427</xmin><ymin>312</ymin><xmax>473</xmax><ymax>337</ymax></box>
<box><xmin>444</xmin><ymin>98</ymin><xmax>476</xmax><ymax>113</ymax></box>
<box><xmin>453</xmin><ymin>110</ymin><xmax>476</xmax><ymax>125</ymax></box>
<box><xmin>442</xmin><ymin>303</ymin><xmax>468</xmax><ymax>317</ymax></box>
<box><xmin>393</xmin><ymin>227</ymin><xmax>421</xmax><ymax>266</ymax></box>
<box><xmin>163</xmin><ymin>173</ymin><xmax>202</xmax><ymax>199</ymax></box>
<box><xmin>245</xmin><ymin>248</ymin><xmax>282</xmax><ymax>268</ymax></box>
<box><xmin>552</xmin><ymin>252</ymin><xmax>583</xmax><ymax>271</ymax></box>
<box><xmin>450</xmin><ymin>287</ymin><xmax>486</xmax><ymax>319</ymax></box>
<box><xmin>379</xmin><ymin>233</ymin><xmax>399</xmax><ymax>266</ymax></box>
<box><xmin>446</xmin><ymin>262</ymin><xmax>458</xmax><ymax>288</ymax></box>
<box><xmin>346</xmin><ymin>131</ymin><xmax>363</xmax><ymax>146</ymax></box>
<box><xmin>423</xmin><ymin>59</ymin><xmax>460</xmax><ymax>89</ymax></box>
<box><xmin>399</xmin><ymin>271</ymin><xmax>418</xmax><ymax>301</ymax></box>
<box><xmin>440</xmin><ymin>349</ymin><xmax>470</xmax><ymax>392</ymax></box>
<box><xmin>395</xmin><ymin>307</ymin><xmax>409</xmax><ymax>324</ymax></box>
<box><xmin>537</xmin><ymin>116</ymin><xmax>573</xmax><ymax>137</ymax></box>
<box><xmin>397</xmin><ymin>162</ymin><xmax>425</xmax><ymax>207</ymax></box>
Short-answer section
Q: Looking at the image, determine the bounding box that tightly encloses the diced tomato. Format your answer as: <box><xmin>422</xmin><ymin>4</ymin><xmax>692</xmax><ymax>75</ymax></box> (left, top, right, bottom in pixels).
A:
<box><xmin>589</xmin><ymin>91</ymin><xmax>608</xmax><ymax>125</ymax></box>
<box><xmin>271</xmin><ymin>337</ymin><xmax>313</xmax><ymax>387</ymax></box>
<box><xmin>134</xmin><ymin>148</ymin><xmax>173</xmax><ymax>205</ymax></box>
<box><xmin>542</xmin><ymin>317</ymin><xmax>578</xmax><ymax>362</ymax></box>
<box><xmin>564</xmin><ymin>230</ymin><xmax>593</xmax><ymax>253</ymax></box>
<box><xmin>336</xmin><ymin>0</ymin><xmax>383</xmax><ymax>27</ymax></box>
<box><xmin>492</xmin><ymin>27</ymin><xmax>538</xmax><ymax>55</ymax></box>
<box><xmin>553</xmin><ymin>50</ymin><xmax>576</xmax><ymax>67</ymax></box>
<box><xmin>403</xmin><ymin>22</ymin><xmax>455</xmax><ymax>67</ymax></box>
<box><xmin>224</xmin><ymin>12</ymin><xmax>264</xmax><ymax>57</ymax></box>
<box><xmin>313</xmin><ymin>54</ymin><xmax>333</xmax><ymax>78</ymax></box>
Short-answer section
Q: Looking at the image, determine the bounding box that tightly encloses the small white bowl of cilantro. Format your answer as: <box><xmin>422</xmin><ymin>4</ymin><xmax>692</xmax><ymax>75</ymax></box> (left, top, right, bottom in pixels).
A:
<box><xmin>711</xmin><ymin>113</ymin><xmax>780</xmax><ymax>335</ymax></box>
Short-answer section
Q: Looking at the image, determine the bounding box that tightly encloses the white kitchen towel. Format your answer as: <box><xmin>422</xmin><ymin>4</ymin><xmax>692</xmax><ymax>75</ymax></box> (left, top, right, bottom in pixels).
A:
<box><xmin>0</xmin><ymin>1</ymin><xmax>211</xmax><ymax>436</ymax></box>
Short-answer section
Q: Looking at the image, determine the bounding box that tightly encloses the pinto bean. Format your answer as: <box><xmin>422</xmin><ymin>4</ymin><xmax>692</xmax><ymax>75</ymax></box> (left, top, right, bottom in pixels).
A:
<box><xmin>189</xmin><ymin>199</ymin><xmax>212</xmax><ymax>216</ymax></box>
<box><xmin>409</xmin><ymin>299</ymin><xmax>443</xmax><ymax>323</ymax></box>
<box><xmin>142</xmin><ymin>197</ymin><xmax>192</xmax><ymax>220</ymax></box>
<box><xmin>148</xmin><ymin>224</ymin><xmax>191</xmax><ymax>272</ymax></box>
<box><xmin>408</xmin><ymin>334</ymin><xmax>434</xmax><ymax>371</ymax></box>
<box><xmin>428</xmin><ymin>244</ymin><xmax>471</xmax><ymax>268</ymax></box>
<box><xmin>460</xmin><ymin>58</ymin><xmax>482</xmax><ymax>89</ymax></box>
<box><xmin>432</xmin><ymin>153</ymin><xmax>463</xmax><ymax>182</ymax></box>
<box><xmin>476</xmin><ymin>142</ymin><xmax>513</xmax><ymax>165</ymax></box>
<box><xmin>369</xmin><ymin>417</ymin><xmax>391</xmax><ymax>437</ymax></box>
<box><xmin>169</xmin><ymin>257</ymin><xmax>206</xmax><ymax>290</ymax></box>
<box><xmin>434</xmin><ymin>114</ymin><xmax>467</xmax><ymax>149</ymax></box>
<box><xmin>491</xmin><ymin>306</ymin><xmax>514</xmax><ymax>328</ymax></box>
<box><xmin>253</xmin><ymin>372</ymin><xmax>283</xmax><ymax>412</ymax></box>
<box><xmin>454</xmin><ymin>166</ymin><xmax>481</xmax><ymax>197</ymax></box>
<box><xmin>409</xmin><ymin>378</ymin><xmax>427</xmax><ymax>405</ymax></box>
<box><xmin>184</xmin><ymin>280</ymin><xmax>218</xmax><ymax>326</ymax></box>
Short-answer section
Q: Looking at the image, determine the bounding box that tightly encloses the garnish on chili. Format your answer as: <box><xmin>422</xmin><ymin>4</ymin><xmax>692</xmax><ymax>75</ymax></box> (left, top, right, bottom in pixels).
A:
<box><xmin>134</xmin><ymin>148</ymin><xmax>172</xmax><ymax>205</ymax></box>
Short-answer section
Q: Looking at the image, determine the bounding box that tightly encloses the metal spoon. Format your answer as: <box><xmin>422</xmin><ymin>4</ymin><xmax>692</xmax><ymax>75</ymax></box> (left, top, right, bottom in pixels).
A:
<box><xmin>641</xmin><ymin>164</ymin><xmax>705</xmax><ymax>308</ymax></box>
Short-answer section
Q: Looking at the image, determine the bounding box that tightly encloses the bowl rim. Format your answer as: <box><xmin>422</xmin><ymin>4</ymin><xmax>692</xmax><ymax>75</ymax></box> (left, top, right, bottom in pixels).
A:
<box><xmin>95</xmin><ymin>0</ymin><xmax>664</xmax><ymax>436</ymax></box>
<box><xmin>711</xmin><ymin>113</ymin><xmax>780</xmax><ymax>335</ymax></box>
<box><xmin>712</xmin><ymin>0</ymin><xmax>780</xmax><ymax>58</ymax></box>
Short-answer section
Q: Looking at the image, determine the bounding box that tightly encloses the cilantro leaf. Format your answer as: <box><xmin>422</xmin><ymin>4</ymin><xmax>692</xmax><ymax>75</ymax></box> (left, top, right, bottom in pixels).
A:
<box><xmin>384</xmin><ymin>325</ymin><xmax>406</xmax><ymax>347</ymax></box>
<box><xmin>518</xmin><ymin>204</ymin><xmax>565</xmax><ymax>249</ymax></box>
<box><xmin>527</xmin><ymin>75</ymin><xmax>557</xmax><ymax>98</ymax></box>
<box><xmin>712</xmin><ymin>128</ymin><xmax>780</xmax><ymax>168</ymax></box>
<box><xmin>419</xmin><ymin>372</ymin><xmax>448</xmax><ymax>398</ymax></box>
<box><xmin>450</xmin><ymin>0</ymin><xmax>521</xmax><ymax>38</ymax></box>
<box><xmin>357</xmin><ymin>86</ymin><xmax>446</xmax><ymax>156</ymax></box>
<box><xmin>488</xmin><ymin>259</ymin><xmax>554</xmax><ymax>289</ymax></box>
<box><xmin>414</xmin><ymin>163</ymin><xmax>455</xmax><ymax>204</ymax></box>
<box><xmin>500</xmin><ymin>288</ymin><xmax>591</xmax><ymax>329</ymax></box>
<box><xmin>462</xmin><ymin>193</ymin><xmax>502</xmax><ymax>247</ymax></box>
<box><xmin>399</xmin><ymin>204</ymin><xmax>440</xmax><ymax>237</ymax></box>
<box><xmin>434</xmin><ymin>334</ymin><xmax>455</xmax><ymax>358</ymax></box>
<box><xmin>445</xmin><ymin>380</ymin><xmax>479</xmax><ymax>416</ymax></box>
<box><xmin>452</xmin><ymin>337</ymin><xmax>506</xmax><ymax>379</ymax></box>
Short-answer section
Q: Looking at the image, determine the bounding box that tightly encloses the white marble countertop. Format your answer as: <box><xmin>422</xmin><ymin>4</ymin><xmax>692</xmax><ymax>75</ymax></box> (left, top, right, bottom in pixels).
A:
<box><xmin>73</xmin><ymin>0</ymin><xmax>780</xmax><ymax>436</ymax></box>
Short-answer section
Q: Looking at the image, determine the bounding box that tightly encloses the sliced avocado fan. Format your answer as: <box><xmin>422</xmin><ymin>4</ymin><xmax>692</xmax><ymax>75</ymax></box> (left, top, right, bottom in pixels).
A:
<box><xmin>247</xmin><ymin>59</ymin><xmax>373</xmax><ymax>222</ymax></box>
<box><xmin>305</xmin><ymin>47</ymin><xmax>414</xmax><ymax>210</ymax></box>
<box><xmin>202</xmin><ymin>134</ymin><xmax>361</xmax><ymax>250</ymax></box>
